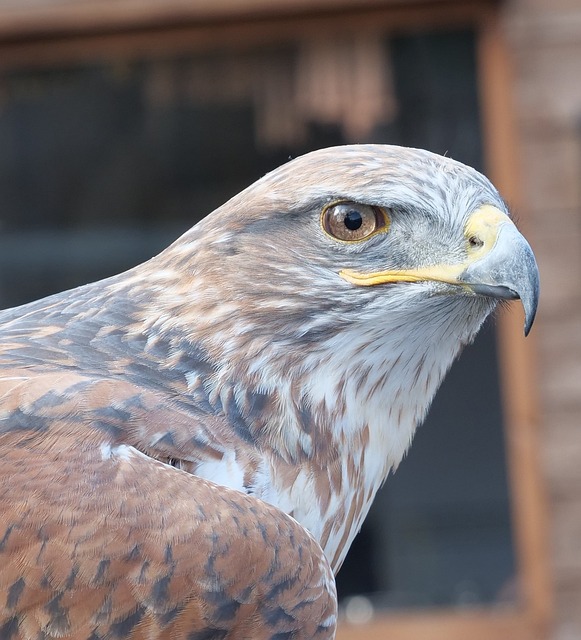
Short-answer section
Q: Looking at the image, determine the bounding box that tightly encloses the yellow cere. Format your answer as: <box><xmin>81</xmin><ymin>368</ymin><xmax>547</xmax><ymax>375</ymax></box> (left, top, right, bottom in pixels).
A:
<box><xmin>463</xmin><ymin>204</ymin><xmax>512</xmax><ymax>260</ymax></box>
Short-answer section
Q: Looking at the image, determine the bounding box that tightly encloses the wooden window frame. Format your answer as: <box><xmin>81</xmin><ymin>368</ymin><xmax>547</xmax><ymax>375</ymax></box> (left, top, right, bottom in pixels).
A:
<box><xmin>0</xmin><ymin>2</ymin><xmax>552</xmax><ymax>638</ymax></box>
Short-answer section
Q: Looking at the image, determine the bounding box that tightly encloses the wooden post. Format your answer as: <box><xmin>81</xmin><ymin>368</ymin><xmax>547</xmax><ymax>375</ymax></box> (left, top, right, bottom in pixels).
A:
<box><xmin>477</xmin><ymin>8</ymin><xmax>553</xmax><ymax>637</ymax></box>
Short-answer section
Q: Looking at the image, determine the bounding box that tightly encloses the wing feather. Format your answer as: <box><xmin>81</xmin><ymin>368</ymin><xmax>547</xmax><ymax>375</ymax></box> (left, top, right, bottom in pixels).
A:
<box><xmin>0</xmin><ymin>373</ymin><xmax>336</xmax><ymax>640</ymax></box>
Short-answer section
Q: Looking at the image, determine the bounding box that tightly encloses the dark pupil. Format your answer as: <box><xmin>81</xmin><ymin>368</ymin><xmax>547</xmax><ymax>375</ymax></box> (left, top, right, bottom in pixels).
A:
<box><xmin>343</xmin><ymin>210</ymin><xmax>363</xmax><ymax>231</ymax></box>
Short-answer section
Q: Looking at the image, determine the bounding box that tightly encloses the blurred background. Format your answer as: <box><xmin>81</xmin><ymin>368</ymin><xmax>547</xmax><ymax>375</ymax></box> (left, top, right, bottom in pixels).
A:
<box><xmin>0</xmin><ymin>1</ymin><xmax>577</xmax><ymax>638</ymax></box>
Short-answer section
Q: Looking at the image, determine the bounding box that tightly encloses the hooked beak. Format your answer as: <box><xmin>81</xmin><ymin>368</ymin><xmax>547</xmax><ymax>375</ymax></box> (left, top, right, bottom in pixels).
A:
<box><xmin>458</xmin><ymin>213</ymin><xmax>539</xmax><ymax>335</ymax></box>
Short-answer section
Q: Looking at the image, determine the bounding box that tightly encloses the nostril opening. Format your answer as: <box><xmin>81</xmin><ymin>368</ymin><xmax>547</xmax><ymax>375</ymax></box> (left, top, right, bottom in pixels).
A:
<box><xmin>468</xmin><ymin>235</ymin><xmax>484</xmax><ymax>249</ymax></box>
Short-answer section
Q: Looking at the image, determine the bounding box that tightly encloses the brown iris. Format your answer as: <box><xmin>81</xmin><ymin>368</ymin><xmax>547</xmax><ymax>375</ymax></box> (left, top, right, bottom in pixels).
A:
<box><xmin>322</xmin><ymin>201</ymin><xmax>388</xmax><ymax>242</ymax></box>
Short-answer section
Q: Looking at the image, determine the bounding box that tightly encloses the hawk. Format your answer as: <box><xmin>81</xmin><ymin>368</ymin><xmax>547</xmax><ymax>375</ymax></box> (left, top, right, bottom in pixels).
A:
<box><xmin>0</xmin><ymin>145</ymin><xmax>539</xmax><ymax>640</ymax></box>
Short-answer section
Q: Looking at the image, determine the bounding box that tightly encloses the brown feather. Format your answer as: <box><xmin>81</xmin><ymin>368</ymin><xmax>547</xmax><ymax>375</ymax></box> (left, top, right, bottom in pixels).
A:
<box><xmin>0</xmin><ymin>377</ymin><xmax>336</xmax><ymax>639</ymax></box>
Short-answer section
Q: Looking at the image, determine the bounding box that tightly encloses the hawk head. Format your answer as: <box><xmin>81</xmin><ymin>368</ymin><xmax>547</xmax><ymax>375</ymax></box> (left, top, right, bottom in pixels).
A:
<box><xmin>149</xmin><ymin>145</ymin><xmax>537</xmax><ymax>416</ymax></box>
<box><xmin>126</xmin><ymin>144</ymin><xmax>538</xmax><ymax>566</ymax></box>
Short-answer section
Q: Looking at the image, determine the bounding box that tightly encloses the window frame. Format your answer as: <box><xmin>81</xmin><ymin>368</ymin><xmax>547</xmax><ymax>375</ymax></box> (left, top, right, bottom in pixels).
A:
<box><xmin>0</xmin><ymin>2</ymin><xmax>552</xmax><ymax>638</ymax></box>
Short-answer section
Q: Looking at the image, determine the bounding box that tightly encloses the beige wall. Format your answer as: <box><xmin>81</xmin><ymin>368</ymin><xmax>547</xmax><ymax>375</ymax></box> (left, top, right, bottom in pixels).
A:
<box><xmin>504</xmin><ymin>2</ymin><xmax>581</xmax><ymax>638</ymax></box>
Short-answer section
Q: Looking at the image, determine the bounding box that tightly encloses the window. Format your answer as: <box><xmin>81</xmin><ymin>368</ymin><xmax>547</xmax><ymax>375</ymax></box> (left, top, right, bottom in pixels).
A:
<box><xmin>0</xmin><ymin>3</ymin><xmax>550</xmax><ymax>637</ymax></box>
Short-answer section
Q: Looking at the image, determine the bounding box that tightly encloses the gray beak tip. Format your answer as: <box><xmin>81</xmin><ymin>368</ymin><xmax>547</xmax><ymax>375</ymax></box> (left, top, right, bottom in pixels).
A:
<box><xmin>522</xmin><ymin>272</ymin><xmax>540</xmax><ymax>337</ymax></box>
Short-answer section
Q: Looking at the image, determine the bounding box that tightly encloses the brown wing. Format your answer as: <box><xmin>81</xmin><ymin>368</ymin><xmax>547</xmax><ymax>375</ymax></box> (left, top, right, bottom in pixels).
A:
<box><xmin>0</xmin><ymin>373</ymin><xmax>336</xmax><ymax>640</ymax></box>
<box><xmin>0</xmin><ymin>289</ymin><xmax>281</xmax><ymax>481</ymax></box>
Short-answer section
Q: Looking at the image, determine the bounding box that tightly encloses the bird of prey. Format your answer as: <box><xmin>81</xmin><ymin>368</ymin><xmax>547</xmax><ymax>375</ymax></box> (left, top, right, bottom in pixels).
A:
<box><xmin>0</xmin><ymin>145</ymin><xmax>538</xmax><ymax>640</ymax></box>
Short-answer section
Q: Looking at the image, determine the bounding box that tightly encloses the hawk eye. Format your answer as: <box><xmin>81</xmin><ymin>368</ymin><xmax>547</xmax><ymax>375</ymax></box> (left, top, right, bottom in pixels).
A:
<box><xmin>322</xmin><ymin>201</ymin><xmax>388</xmax><ymax>242</ymax></box>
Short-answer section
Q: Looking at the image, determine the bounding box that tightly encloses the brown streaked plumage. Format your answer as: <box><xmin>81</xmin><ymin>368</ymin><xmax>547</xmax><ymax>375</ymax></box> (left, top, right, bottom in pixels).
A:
<box><xmin>0</xmin><ymin>145</ymin><xmax>539</xmax><ymax>639</ymax></box>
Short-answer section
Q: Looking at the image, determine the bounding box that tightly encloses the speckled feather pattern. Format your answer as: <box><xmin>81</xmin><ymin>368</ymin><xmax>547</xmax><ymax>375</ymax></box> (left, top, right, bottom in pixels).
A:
<box><xmin>0</xmin><ymin>145</ymin><xmax>509</xmax><ymax>639</ymax></box>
